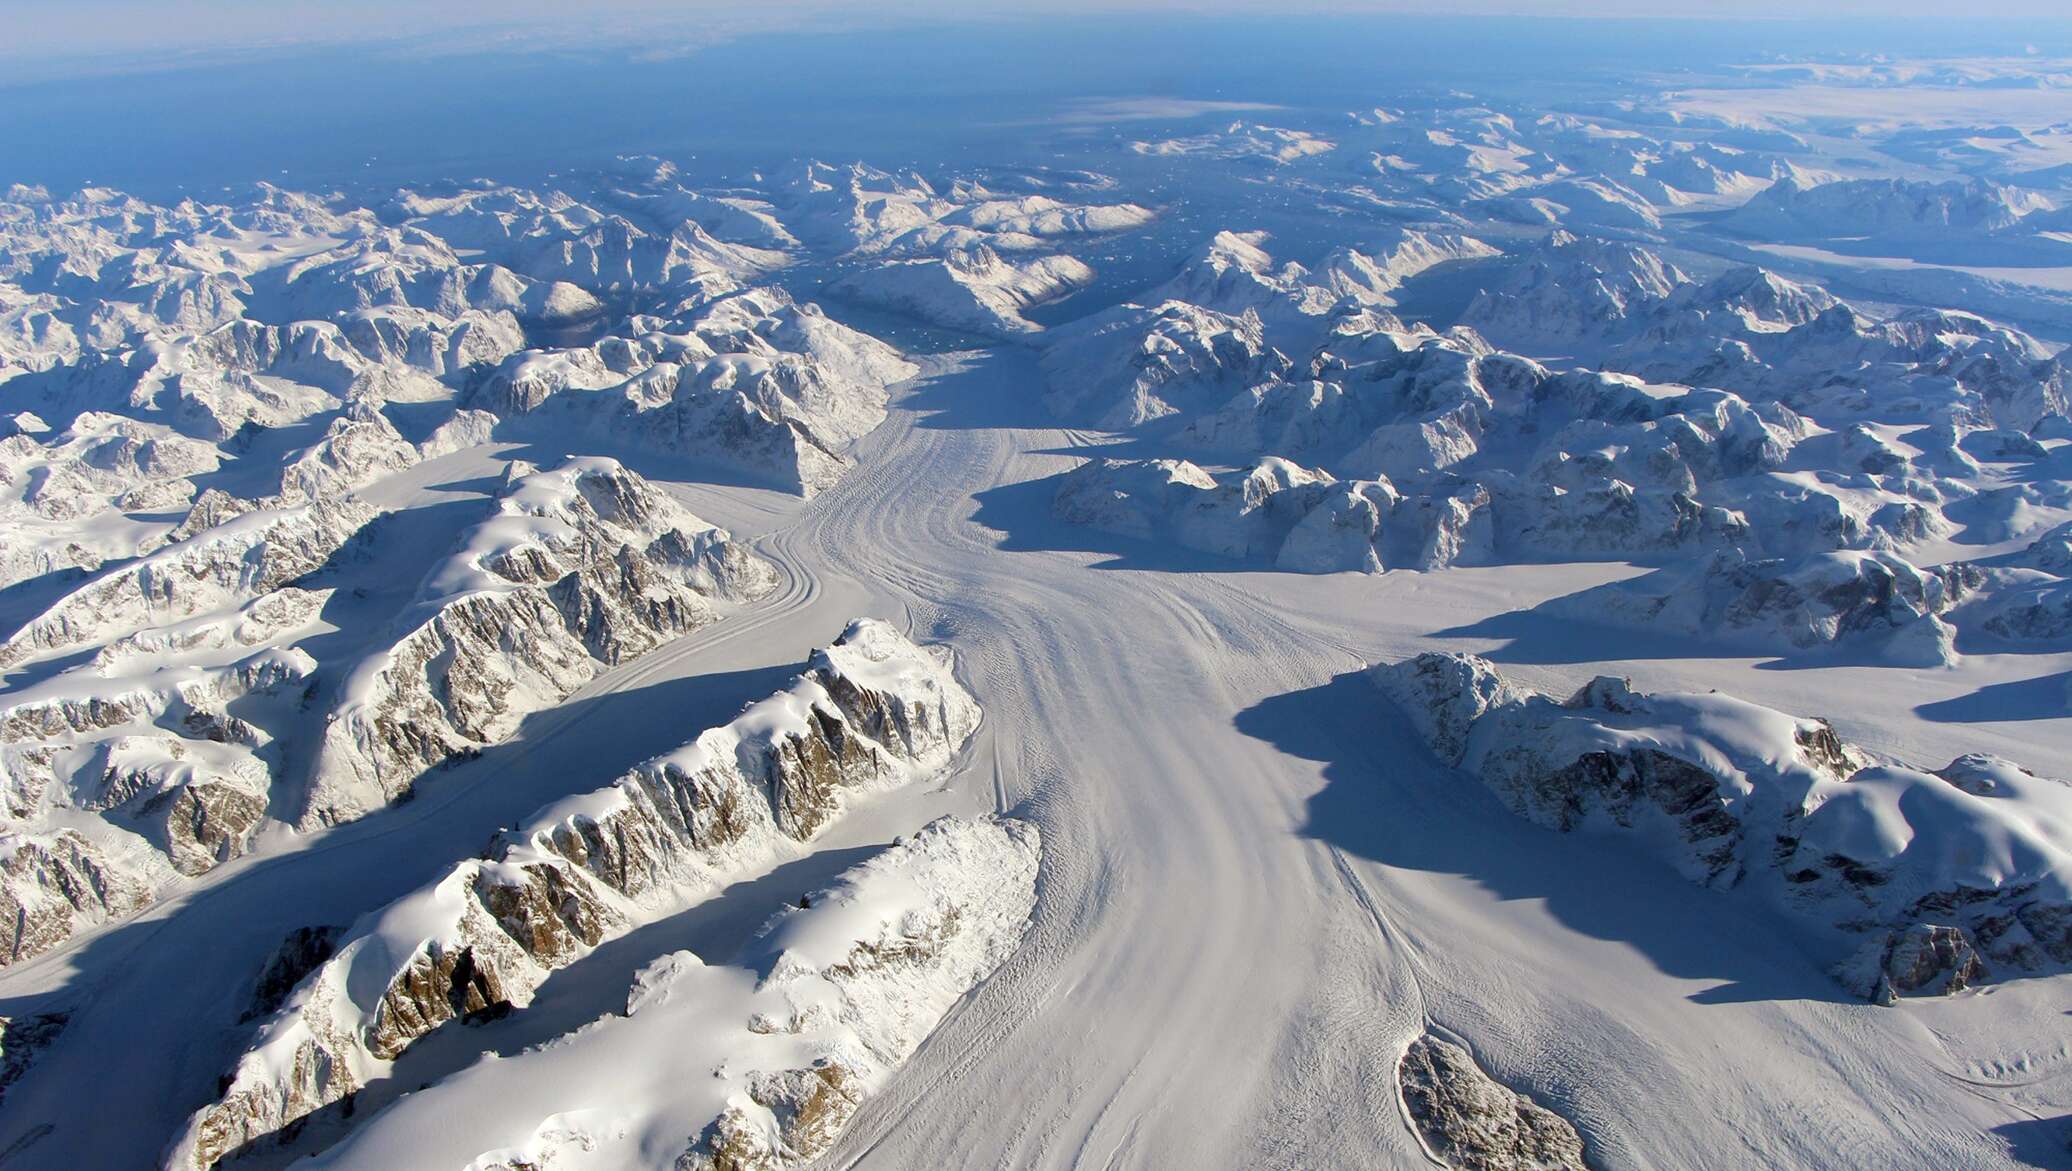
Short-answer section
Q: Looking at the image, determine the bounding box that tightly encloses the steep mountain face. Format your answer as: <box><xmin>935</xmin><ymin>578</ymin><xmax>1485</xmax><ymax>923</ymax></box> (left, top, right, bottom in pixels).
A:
<box><xmin>1374</xmin><ymin>653</ymin><xmax>2072</xmax><ymax>1001</ymax></box>
<box><xmin>0</xmin><ymin>179</ymin><xmax>918</xmax><ymax>518</ymax></box>
<box><xmin>1044</xmin><ymin>224</ymin><xmax>2072</xmax><ymax>586</ymax></box>
<box><xmin>1722</xmin><ymin>176</ymin><xmax>2044</xmax><ymax>241</ymax></box>
<box><xmin>309</xmin><ymin>457</ymin><xmax>775</xmax><ymax>825</ymax></box>
<box><xmin>5</xmin><ymin>66</ymin><xmax>2072</xmax><ymax>1171</ymax></box>
<box><xmin>267</xmin><ymin>227</ymin><xmax>605</xmax><ymax>325</ymax></box>
<box><xmin>0</xmin><ymin>1009</ymin><xmax>69</xmax><ymax>1109</ymax></box>
<box><xmin>830</xmin><ymin>246</ymin><xmax>1096</xmax><ymax>337</ymax></box>
<box><xmin>0</xmin><ymin>494</ymin><xmax>378</xmax><ymax>964</ymax></box>
<box><xmin>1312</xmin><ymin>230</ymin><xmax>1502</xmax><ymax>306</ymax></box>
<box><xmin>1547</xmin><ymin>549</ymin><xmax>1976</xmax><ymax>666</ymax></box>
<box><xmin>0</xmin><ymin>454</ymin><xmax>778</xmax><ymax>966</ymax></box>
<box><xmin>470</xmin><ymin>290</ymin><xmax>914</xmax><ymax>496</ymax></box>
<box><xmin>1051</xmin><ymin>325</ymin><xmax>1899</xmax><ymax>568</ymax></box>
<box><xmin>0</xmin><ymin>495</ymin><xmax>376</xmax><ymax>669</ymax></box>
<box><xmin>1041</xmin><ymin>300</ymin><xmax>1290</xmax><ymax>429</ymax></box>
<box><xmin>1158</xmin><ymin>231</ymin><xmax>1338</xmax><ymax>317</ymax></box>
<box><xmin>1464</xmin><ymin>234</ymin><xmax>2069</xmax><ymax>432</ymax></box>
<box><xmin>1052</xmin><ymin>456</ymin><xmax>1493</xmax><ymax>573</ymax></box>
<box><xmin>1969</xmin><ymin>521</ymin><xmax>2072</xmax><ymax>645</ymax></box>
<box><xmin>382</xmin><ymin>181</ymin><xmax>785</xmax><ymax>292</ymax></box>
<box><xmin>1035</xmin><ymin>229</ymin><xmax>1493</xmax><ymax>431</ymax></box>
<box><xmin>1459</xmin><ymin>233</ymin><xmax>1690</xmax><ymax>349</ymax></box>
<box><xmin>170</xmin><ymin>619</ymin><xmax>983</xmax><ymax>1171</ymax></box>
<box><xmin>296</xmin><ymin>814</ymin><xmax>1039</xmax><ymax>1171</ymax></box>
<box><xmin>0</xmin><ymin>829</ymin><xmax>153</xmax><ymax>964</ymax></box>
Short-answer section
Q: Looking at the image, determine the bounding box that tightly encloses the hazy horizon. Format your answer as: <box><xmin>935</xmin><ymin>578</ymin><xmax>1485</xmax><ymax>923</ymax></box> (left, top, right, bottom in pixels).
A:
<box><xmin>6</xmin><ymin>8</ymin><xmax>2072</xmax><ymax>198</ymax></box>
<box><xmin>2</xmin><ymin>1</ymin><xmax>2071</xmax><ymax>75</ymax></box>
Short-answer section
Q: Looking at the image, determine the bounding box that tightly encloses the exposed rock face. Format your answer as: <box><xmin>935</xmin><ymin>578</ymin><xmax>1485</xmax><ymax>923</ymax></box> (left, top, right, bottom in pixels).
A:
<box><xmin>293</xmin><ymin>815</ymin><xmax>1038</xmax><ymax>1171</ymax></box>
<box><xmin>1042</xmin><ymin>256</ymin><xmax>1975</xmax><ymax>575</ymax></box>
<box><xmin>0</xmin><ymin>495</ymin><xmax>377</xmax><ymax>668</ymax></box>
<box><xmin>1373</xmin><ymin>652</ymin><xmax>2072</xmax><ymax>999</ymax></box>
<box><xmin>1548</xmin><ymin>549</ymin><xmax>1972</xmax><ymax>666</ymax></box>
<box><xmin>471</xmin><ymin>290</ymin><xmax>914</xmax><ymax>497</ymax></box>
<box><xmin>0</xmin><ymin>1009</ymin><xmax>69</xmax><ymax>1108</ymax></box>
<box><xmin>271</xmin><ymin>400</ymin><xmax>418</xmax><ymax>503</ymax></box>
<box><xmin>243</xmin><ymin>926</ymin><xmax>342</xmax><ymax>1022</ymax></box>
<box><xmin>269</xmin><ymin>225</ymin><xmax>602</xmax><ymax>324</ymax></box>
<box><xmin>0</xmin><ymin>641</ymin><xmax>317</xmax><ymax>958</ymax></box>
<box><xmin>1978</xmin><ymin>569</ymin><xmax>2072</xmax><ymax>644</ymax></box>
<box><xmin>1398</xmin><ymin>1034</ymin><xmax>1589</xmax><ymax>1171</ymax></box>
<box><xmin>0</xmin><ymin>636</ymin><xmax>323</xmax><ymax>963</ymax></box>
<box><xmin>1053</xmin><ymin>455</ymin><xmax>1498</xmax><ymax>574</ymax></box>
<box><xmin>1042</xmin><ymin>301</ymin><xmax>1290</xmax><ymax>428</ymax></box>
<box><xmin>0</xmin><ymin>412</ymin><xmax>218</xmax><ymax>536</ymax></box>
<box><xmin>1468</xmin><ymin>233</ymin><xmax>2068</xmax><ymax>433</ymax></box>
<box><xmin>170</xmin><ymin>620</ymin><xmax>981</xmax><ymax>1171</ymax></box>
<box><xmin>676</xmin><ymin>816</ymin><xmax>1041</xmax><ymax>1171</ymax></box>
<box><xmin>1040</xmin><ymin>230</ymin><xmax>1493</xmax><ymax>431</ymax></box>
<box><xmin>1029</xmin><ymin>228</ymin><xmax>2070</xmax><ymax>583</ymax></box>
<box><xmin>0</xmin><ymin>647</ymin><xmax>314</xmax><ymax>746</ymax></box>
<box><xmin>1179</xmin><ymin>329</ymin><xmax>1534</xmax><ymax>482</ymax></box>
<box><xmin>0</xmin><ymin>829</ymin><xmax>152</xmax><ymax>964</ymax></box>
<box><xmin>166</xmin><ymin>488</ymin><xmax>257</xmax><ymax>544</ymax></box>
<box><xmin>89</xmin><ymin>587</ymin><xmax>329</xmax><ymax>674</ymax></box>
<box><xmin>0</xmin><ymin>454</ymin><xmax>782</xmax><ymax>969</ymax></box>
<box><xmin>308</xmin><ymin>457</ymin><xmax>777</xmax><ymax>825</ymax></box>
<box><xmin>1848</xmin><ymin>924</ymin><xmax>1988</xmax><ymax>1004</ymax></box>
<box><xmin>829</xmin><ymin>246</ymin><xmax>1095</xmax><ymax>337</ymax></box>
<box><xmin>130</xmin><ymin>759</ymin><xmax>270</xmax><ymax>877</ymax></box>
<box><xmin>1461</xmin><ymin>232</ymin><xmax>1687</xmax><ymax>349</ymax></box>
<box><xmin>1372</xmin><ymin>652</ymin><xmax>1524</xmax><ymax>768</ymax></box>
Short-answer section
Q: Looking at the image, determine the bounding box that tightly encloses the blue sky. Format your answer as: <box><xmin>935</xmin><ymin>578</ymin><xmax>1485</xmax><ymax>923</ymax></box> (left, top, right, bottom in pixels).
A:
<box><xmin>3</xmin><ymin>0</ymin><xmax>2069</xmax><ymax>65</ymax></box>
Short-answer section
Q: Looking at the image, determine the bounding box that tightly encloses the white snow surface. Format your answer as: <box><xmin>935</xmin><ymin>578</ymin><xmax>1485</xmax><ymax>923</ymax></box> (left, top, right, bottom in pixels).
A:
<box><xmin>4</xmin><ymin>68</ymin><xmax>2072</xmax><ymax>1171</ymax></box>
<box><xmin>162</xmin><ymin>618</ymin><xmax>984</xmax><ymax>1171</ymax></box>
<box><xmin>308</xmin><ymin>815</ymin><xmax>1039</xmax><ymax>1171</ymax></box>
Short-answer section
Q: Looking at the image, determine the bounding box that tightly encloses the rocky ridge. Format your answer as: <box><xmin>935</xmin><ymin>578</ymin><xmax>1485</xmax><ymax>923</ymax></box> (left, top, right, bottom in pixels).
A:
<box><xmin>1398</xmin><ymin>1033</ymin><xmax>1590</xmax><ymax>1171</ymax></box>
<box><xmin>1374</xmin><ymin>653</ymin><xmax>2072</xmax><ymax>1000</ymax></box>
<box><xmin>308</xmin><ymin>457</ymin><xmax>777</xmax><ymax>826</ymax></box>
<box><xmin>169</xmin><ymin>619</ymin><xmax>981</xmax><ymax>1171</ymax></box>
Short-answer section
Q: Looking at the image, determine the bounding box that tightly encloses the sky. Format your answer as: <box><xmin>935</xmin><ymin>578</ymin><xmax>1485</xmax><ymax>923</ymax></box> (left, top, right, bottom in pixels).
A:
<box><xmin>4</xmin><ymin>0</ymin><xmax>2068</xmax><ymax>194</ymax></box>
<box><xmin>2</xmin><ymin>0</ymin><xmax>2070</xmax><ymax>69</ymax></box>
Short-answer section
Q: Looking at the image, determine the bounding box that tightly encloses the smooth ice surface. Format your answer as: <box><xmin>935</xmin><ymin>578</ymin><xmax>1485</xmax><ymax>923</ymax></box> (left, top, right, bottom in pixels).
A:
<box><xmin>3</xmin><ymin>14</ymin><xmax>2072</xmax><ymax>1171</ymax></box>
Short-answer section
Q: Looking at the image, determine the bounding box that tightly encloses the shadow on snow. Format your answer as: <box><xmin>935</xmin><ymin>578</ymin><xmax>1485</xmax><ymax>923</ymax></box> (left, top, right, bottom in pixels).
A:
<box><xmin>1235</xmin><ymin>667</ymin><xmax>1856</xmax><ymax>1007</ymax></box>
<box><xmin>0</xmin><ymin>659</ymin><xmax>803</xmax><ymax>1168</ymax></box>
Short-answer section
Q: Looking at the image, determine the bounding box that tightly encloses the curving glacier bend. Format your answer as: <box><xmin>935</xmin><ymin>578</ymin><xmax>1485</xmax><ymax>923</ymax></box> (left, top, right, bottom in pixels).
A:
<box><xmin>1</xmin><ymin>35</ymin><xmax>2071</xmax><ymax>1171</ymax></box>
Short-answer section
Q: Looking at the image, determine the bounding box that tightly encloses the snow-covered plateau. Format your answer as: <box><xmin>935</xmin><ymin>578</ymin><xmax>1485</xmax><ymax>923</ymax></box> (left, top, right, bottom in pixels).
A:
<box><xmin>3</xmin><ymin>36</ymin><xmax>2072</xmax><ymax>1171</ymax></box>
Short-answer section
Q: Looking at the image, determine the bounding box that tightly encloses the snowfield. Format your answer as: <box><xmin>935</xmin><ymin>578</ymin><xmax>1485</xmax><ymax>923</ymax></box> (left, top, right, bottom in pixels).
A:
<box><xmin>2</xmin><ymin>38</ymin><xmax>2072</xmax><ymax>1171</ymax></box>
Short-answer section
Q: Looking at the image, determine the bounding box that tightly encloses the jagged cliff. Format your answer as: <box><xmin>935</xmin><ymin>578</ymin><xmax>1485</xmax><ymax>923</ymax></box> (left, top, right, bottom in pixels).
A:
<box><xmin>292</xmin><ymin>814</ymin><xmax>1039</xmax><ymax>1171</ymax></box>
<box><xmin>306</xmin><ymin>457</ymin><xmax>777</xmax><ymax>826</ymax></box>
<box><xmin>1374</xmin><ymin>653</ymin><xmax>2072</xmax><ymax>1001</ymax></box>
<box><xmin>169</xmin><ymin>619</ymin><xmax>980</xmax><ymax>1170</ymax></box>
<box><xmin>0</xmin><ymin>496</ymin><xmax>377</xmax><ymax>669</ymax></box>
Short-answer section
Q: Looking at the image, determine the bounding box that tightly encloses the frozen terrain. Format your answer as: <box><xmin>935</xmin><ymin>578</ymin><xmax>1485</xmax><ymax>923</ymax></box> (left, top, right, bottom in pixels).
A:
<box><xmin>2</xmin><ymin>22</ymin><xmax>2072</xmax><ymax>1171</ymax></box>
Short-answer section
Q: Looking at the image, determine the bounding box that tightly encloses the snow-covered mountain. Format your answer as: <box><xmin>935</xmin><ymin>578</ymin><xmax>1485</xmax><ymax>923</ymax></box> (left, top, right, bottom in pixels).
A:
<box><xmin>3</xmin><ymin>49</ymin><xmax>2071</xmax><ymax>1171</ymax></box>
<box><xmin>831</xmin><ymin>246</ymin><xmax>1094</xmax><ymax>337</ymax></box>
<box><xmin>171</xmin><ymin>619</ymin><xmax>987</xmax><ymax>1171</ymax></box>
<box><xmin>1722</xmin><ymin>176</ymin><xmax>2051</xmax><ymax>242</ymax></box>
<box><xmin>1376</xmin><ymin>653</ymin><xmax>2071</xmax><ymax>1001</ymax></box>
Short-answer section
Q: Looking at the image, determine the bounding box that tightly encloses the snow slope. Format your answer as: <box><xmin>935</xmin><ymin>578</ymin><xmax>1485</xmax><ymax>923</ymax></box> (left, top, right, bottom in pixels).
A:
<box><xmin>308</xmin><ymin>814</ymin><xmax>1039</xmax><ymax>1171</ymax></box>
<box><xmin>2</xmin><ymin>66</ymin><xmax>2071</xmax><ymax>1171</ymax></box>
